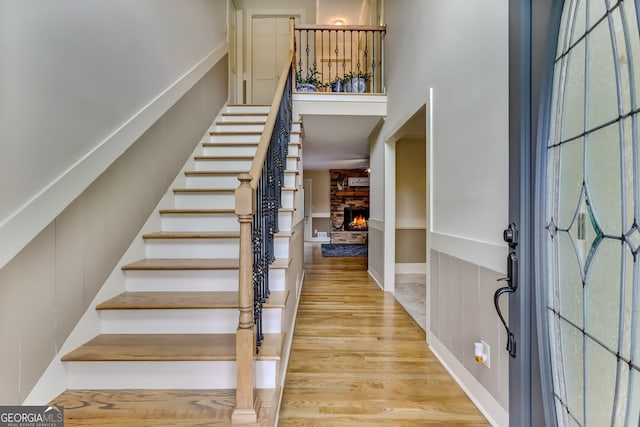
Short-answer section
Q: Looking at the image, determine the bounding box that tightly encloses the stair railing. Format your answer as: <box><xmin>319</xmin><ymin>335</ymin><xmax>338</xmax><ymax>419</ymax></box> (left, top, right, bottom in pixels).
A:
<box><xmin>294</xmin><ymin>23</ymin><xmax>386</xmax><ymax>93</ymax></box>
<box><xmin>231</xmin><ymin>30</ymin><xmax>294</xmax><ymax>425</ymax></box>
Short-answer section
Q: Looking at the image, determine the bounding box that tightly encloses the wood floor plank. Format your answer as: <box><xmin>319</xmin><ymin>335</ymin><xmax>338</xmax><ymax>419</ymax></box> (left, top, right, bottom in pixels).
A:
<box><xmin>277</xmin><ymin>243</ymin><xmax>490</xmax><ymax>426</ymax></box>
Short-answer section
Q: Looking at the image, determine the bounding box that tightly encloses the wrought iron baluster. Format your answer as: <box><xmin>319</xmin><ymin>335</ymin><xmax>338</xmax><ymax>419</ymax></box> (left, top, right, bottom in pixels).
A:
<box><xmin>251</xmin><ymin>67</ymin><xmax>292</xmax><ymax>354</ymax></box>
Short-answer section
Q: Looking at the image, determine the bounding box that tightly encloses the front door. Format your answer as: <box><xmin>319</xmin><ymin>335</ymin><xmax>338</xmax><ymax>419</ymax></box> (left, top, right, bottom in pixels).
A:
<box><xmin>534</xmin><ymin>0</ymin><xmax>640</xmax><ymax>425</ymax></box>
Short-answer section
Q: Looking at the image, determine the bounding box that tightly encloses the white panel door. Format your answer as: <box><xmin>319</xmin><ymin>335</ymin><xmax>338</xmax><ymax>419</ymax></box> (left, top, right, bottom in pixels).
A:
<box><xmin>251</xmin><ymin>16</ymin><xmax>293</xmax><ymax>105</ymax></box>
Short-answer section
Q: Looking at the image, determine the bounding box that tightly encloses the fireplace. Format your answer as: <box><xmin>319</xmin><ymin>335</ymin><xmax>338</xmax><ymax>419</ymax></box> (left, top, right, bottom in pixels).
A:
<box><xmin>344</xmin><ymin>208</ymin><xmax>369</xmax><ymax>231</ymax></box>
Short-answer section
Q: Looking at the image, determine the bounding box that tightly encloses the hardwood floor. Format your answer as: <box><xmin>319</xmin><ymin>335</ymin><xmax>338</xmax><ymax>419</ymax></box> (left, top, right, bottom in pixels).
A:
<box><xmin>277</xmin><ymin>243</ymin><xmax>489</xmax><ymax>426</ymax></box>
<box><xmin>51</xmin><ymin>244</ymin><xmax>489</xmax><ymax>426</ymax></box>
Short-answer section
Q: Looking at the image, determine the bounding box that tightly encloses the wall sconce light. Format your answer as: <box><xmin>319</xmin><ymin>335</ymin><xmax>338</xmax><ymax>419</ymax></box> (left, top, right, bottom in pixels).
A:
<box><xmin>331</xmin><ymin>17</ymin><xmax>347</xmax><ymax>26</ymax></box>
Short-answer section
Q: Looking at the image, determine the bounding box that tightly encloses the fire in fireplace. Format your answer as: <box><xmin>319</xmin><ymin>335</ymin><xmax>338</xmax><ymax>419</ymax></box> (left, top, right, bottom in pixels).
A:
<box><xmin>344</xmin><ymin>208</ymin><xmax>369</xmax><ymax>231</ymax></box>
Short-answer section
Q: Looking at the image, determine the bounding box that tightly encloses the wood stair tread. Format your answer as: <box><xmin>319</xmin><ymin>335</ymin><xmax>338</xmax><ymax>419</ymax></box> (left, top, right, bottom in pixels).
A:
<box><xmin>202</xmin><ymin>142</ymin><xmax>258</xmax><ymax>147</ymax></box>
<box><xmin>159</xmin><ymin>208</ymin><xmax>292</xmax><ymax>214</ymax></box>
<box><xmin>172</xmin><ymin>188</ymin><xmax>235</xmax><ymax>193</ymax></box>
<box><xmin>159</xmin><ymin>209</ymin><xmax>235</xmax><ymax>214</ymax></box>
<box><xmin>49</xmin><ymin>388</ymin><xmax>278</xmax><ymax>425</ymax></box>
<box><xmin>62</xmin><ymin>333</ymin><xmax>282</xmax><ymax>362</ymax></box>
<box><xmin>185</xmin><ymin>170</ymin><xmax>248</xmax><ymax>176</ymax></box>
<box><xmin>215</xmin><ymin>121</ymin><xmax>267</xmax><ymax>126</ymax></box>
<box><xmin>227</xmin><ymin>104</ymin><xmax>271</xmax><ymax>107</ymax></box>
<box><xmin>121</xmin><ymin>257</ymin><xmax>292</xmax><ymax>270</ymax></box>
<box><xmin>221</xmin><ymin>112</ymin><xmax>269</xmax><ymax>116</ymax></box>
<box><xmin>194</xmin><ymin>155</ymin><xmax>254</xmax><ymax>160</ymax></box>
<box><xmin>96</xmin><ymin>290</ymin><xmax>288</xmax><ymax>310</ymax></box>
<box><xmin>143</xmin><ymin>231</ymin><xmax>239</xmax><ymax>239</ymax></box>
<box><xmin>209</xmin><ymin>131</ymin><xmax>263</xmax><ymax>135</ymax></box>
<box><xmin>122</xmin><ymin>258</ymin><xmax>240</xmax><ymax>270</ymax></box>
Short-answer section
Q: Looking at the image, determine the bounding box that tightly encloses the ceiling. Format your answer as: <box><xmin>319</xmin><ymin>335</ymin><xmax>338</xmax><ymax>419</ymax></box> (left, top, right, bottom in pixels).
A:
<box><xmin>300</xmin><ymin>114</ymin><xmax>382</xmax><ymax>170</ymax></box>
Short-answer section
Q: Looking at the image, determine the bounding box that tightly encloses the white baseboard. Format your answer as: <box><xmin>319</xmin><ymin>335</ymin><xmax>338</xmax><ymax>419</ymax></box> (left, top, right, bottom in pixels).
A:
<box><xmin>367</xmin><ymin>269</ymin><xmax>384</xmax><ymax>290</ymax></box>
<box><xmin>429</xmin><ymin>334</ymin><xmax>508</xmax><ymax>427</ymax></box>
<box><xmin>395</xmin><ymin>263</ymin><xmax>426</xmax><ymax>274</ymax></box>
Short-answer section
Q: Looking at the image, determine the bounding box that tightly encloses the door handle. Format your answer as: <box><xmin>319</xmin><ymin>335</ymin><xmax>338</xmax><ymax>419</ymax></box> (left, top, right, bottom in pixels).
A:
<box><xmin>494</xmin><ymin>224</ymin><xmax>519</xmax><ymax>358</ymax></box>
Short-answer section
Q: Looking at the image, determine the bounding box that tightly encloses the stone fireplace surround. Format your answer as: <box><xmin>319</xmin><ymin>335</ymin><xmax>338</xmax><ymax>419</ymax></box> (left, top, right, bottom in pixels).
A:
<box><xmin>329</xmin><ymin>168</ymin><xmax>369</xmax><ymax>244</ymax></box>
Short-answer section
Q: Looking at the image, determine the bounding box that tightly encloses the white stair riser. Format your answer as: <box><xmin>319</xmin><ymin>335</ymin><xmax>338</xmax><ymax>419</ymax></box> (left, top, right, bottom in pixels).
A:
<box><xmin>125</xmin><ymin>270</ymin><xmax>240</xmax><ymax>292</ymax></box>
<box><xmin>161</xmin><ymin>214</ymin><xmax>238</xmax><ymax>233</ymax></box>
<box><xmin>185</xmin><ymin>173</ymin><xmax>294</xmax><ymax>190</ymax></box>
<box><xmin>278</xmin><ymin>211</ymin><xmax>293</xmax><ymax>232</ymax></box>
<box><xmin>224</xmin><ymin>105</ymin><xmax>270</xmax><ymax>114</ymax></box>
<box><xmin>288</xmin><ymin>144</ymin><xmax>300</xmax><ymax>156</ymax></box>
<box><xmin>185</xmin><ymin>175</ymin><xmax>242</xmax><ymax>189</ymax></box>
<box><xmin>286</xmin><ymin>157</ymin><xmax>298</xmax><ymax>170</ymax></box>
<box><xmin>124</xmin><ymin>268</ymin><xmax>286</xmax><ymax>292</ymax></box>
<box><xmin>213</xmin><ymin>124</ymin><xmax>265</xmax><ymax>133</ymax></box>
<box><xmin>174</xmin><ymin>192</ymin><xmax>235</xmax><ymax>210</ymax></box>
<box><xmin>290</xmin><ymin>133</ymin><xmax>301</xmax><ymax>143</ymax></box>
<box><xmin>218</xmin><ymin>115</ymin><xmax>267</xmax><ymax>123</ymax></box>
<box><xmin>145</xmin><ymin>236</ymin><xmax>290</xmax><ymax>259</ymax></box>
<box><xmin>284</xmin><ymin>172</ymin><xmax>297</xmax><ymax>188</ymax></box>
<box><xmin>274</xmin><ymin>236</ymin><xmax>290</xmax><ymax>259</ymax></box>
<box><xmin>195</xmin><ymin>159</ymin><xmax>253</xmax><ymax>172</ymax></box>
<box><xmin>65</xmin><ymin>360</ymin><xmax>277</xmax><ymax>389</ymax></box>
<box><xmin>99</xmin><ymin>308</ymin><xmax>282</xmax><ymax>334</ymax></box>
<box><xmin>145</xmin><ymin>238</ymin><xmax>239</xmax><ymax>259</ymax></box>
<box><xmin>281</xmin><ymin>190</ymin><xmax>294</xmax><ymax>209</ymax></box>
<box><xmin>202</xmin><ymin>145</ymin><xmax>257</xmax><ymax>156</ymax></box>
<box><xmin>291</xmin><ymin>123</ymin><xmax>302</xmax><ymax>133</ymax></box>
<box><xmin>155</xmin><ymin>236</ymin><xmax>291</xmax><ymax>260</ymax></box>
<box><xmin>210</xmin><ymin>134</ymin><xmax>261</xmax><ymax>143</ymax></box>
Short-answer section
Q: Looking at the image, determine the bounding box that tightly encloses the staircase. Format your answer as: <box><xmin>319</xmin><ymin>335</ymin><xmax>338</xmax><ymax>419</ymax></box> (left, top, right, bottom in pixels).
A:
<box><xmin>49</xmin><ymin>104</ymin><xmax>303</xmax><ymax>426</ymax></box>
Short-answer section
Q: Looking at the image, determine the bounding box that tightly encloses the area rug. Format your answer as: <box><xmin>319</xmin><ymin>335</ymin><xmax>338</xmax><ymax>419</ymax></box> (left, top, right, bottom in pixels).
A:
<box><xmin>321</xmin><ymin>243</ymin><xmax>368</xmax><ymax>257</ymax></box>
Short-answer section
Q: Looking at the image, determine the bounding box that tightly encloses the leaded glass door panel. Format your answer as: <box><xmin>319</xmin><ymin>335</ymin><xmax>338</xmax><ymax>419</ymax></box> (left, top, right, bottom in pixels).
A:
<box><xmin>542</xmin><ymin>0</ymin><xmax>640</xmax><ymax>425</ymax></box>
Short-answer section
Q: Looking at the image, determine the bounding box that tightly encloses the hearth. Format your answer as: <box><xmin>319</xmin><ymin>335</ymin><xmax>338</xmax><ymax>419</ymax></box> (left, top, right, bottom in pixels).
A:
<box><xmin>344</xmin><ymin>208</ymin><xmax>369</xmax><ymax>231</ymax></box>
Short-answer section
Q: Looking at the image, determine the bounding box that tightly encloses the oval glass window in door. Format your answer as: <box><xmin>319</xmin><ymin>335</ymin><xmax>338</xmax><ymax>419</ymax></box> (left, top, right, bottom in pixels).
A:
<box><xmin>543</xmin><ymin>0</ymin><xmax>640</xmax><ymax>425</ymax></box>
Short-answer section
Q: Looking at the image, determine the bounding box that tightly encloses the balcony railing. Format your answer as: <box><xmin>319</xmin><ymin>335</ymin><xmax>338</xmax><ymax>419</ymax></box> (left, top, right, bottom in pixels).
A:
<box><xmin>294</xmin><ymin>24</ymin><xmax>386</xmax><ymax>94</ymax></box>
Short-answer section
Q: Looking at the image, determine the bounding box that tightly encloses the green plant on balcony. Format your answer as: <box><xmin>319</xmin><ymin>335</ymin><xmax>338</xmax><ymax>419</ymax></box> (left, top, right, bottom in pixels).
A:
<box><xmin>295</xmin><ymin>67</ymin><xmax>321</xmax><ymax>92</ymax></box>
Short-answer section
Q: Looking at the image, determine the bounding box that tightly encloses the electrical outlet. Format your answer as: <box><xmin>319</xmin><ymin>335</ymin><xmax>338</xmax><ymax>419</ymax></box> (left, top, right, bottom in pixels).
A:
<box><xmin>481</xmin><ymin>340</ymin><xmax>490</xmax><ymax>369</ymax></box>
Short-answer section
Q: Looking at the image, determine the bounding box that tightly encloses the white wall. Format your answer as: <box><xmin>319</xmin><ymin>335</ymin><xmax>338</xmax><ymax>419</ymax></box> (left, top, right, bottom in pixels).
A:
<box><xmin>0</xmin><ymin>0</ymin><xmax>228</xmax><ymax>269</ymax></box>
<box><xmin>373</xmin><ymin>1</ymin><xmax>510</xmax><ymax>424</ymax></box>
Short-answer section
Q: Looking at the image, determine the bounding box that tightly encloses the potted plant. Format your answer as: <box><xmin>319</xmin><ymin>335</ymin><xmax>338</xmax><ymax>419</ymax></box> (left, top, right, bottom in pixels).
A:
<box><xmin>317</xmin><ymin>82</ymin><xmax>331</xmax><ymax>92</ymax></box>
<box><xmin>296</xmin><ymin>68</ymin><xmax>320</xmax><ymax>92</ymax></box>
<box><xmin>330</xmin><ymin>75</ymin><xmax>347</xmax><ymax>92</ymax></box>
<box><xmin>345</xmin><ymin>70</ymin><xmax>372</xmax><ymax>93</ymax></box>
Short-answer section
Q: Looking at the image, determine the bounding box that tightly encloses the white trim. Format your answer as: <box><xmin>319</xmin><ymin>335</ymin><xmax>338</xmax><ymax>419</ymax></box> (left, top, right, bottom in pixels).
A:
<box><xmin>430</xmin><ymin>232</ymin><xmax>508</xmax><ymax>275</ymax></box>
<box><xmin>311</xmin><ymin>212</ymin><xmax>330</xmax><ymax>218</ymax></box>
<box><xmin>426</xmin><ymin>89</ymin><xmax>434</xmax><ymax>340</ymax></box>
<box><xmin>0</xmin><ymin>43</ymin><xmax>228</xmax><ymax>271</ymax></box>
<box><xmin>367</xmin><ymin>217</ymin><xmax>384</xmax><ymax>231</ymax></box>
<box><xmin>383</xmin><ymin>142</ymin><xmax>395</xmax><ymax>293</ymax></box>
<box><xmin>395</xmin><ymin>263</ymin><xmax>426</xmax><ymax>274</ymax></box>
<box><xmin>367</xmin><ymin>269</ymin><xmax>384</xmax><ymax>290</ymax></box>
<box><xmin>429</xmin><ymin>334</ymin><xmax>509</xmax><ymax>427</ymax></box>
<box><xmin>292</xmin><ymin>93</ymin><xmax>387</xmax><ymax>117</ymax></box>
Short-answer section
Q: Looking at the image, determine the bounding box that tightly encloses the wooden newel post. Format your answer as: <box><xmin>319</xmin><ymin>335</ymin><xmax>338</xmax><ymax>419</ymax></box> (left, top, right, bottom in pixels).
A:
<box><xmin>232</xmin><ymin>173</ymin><xmax>259</xmax><ymax>424</ymax></box>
